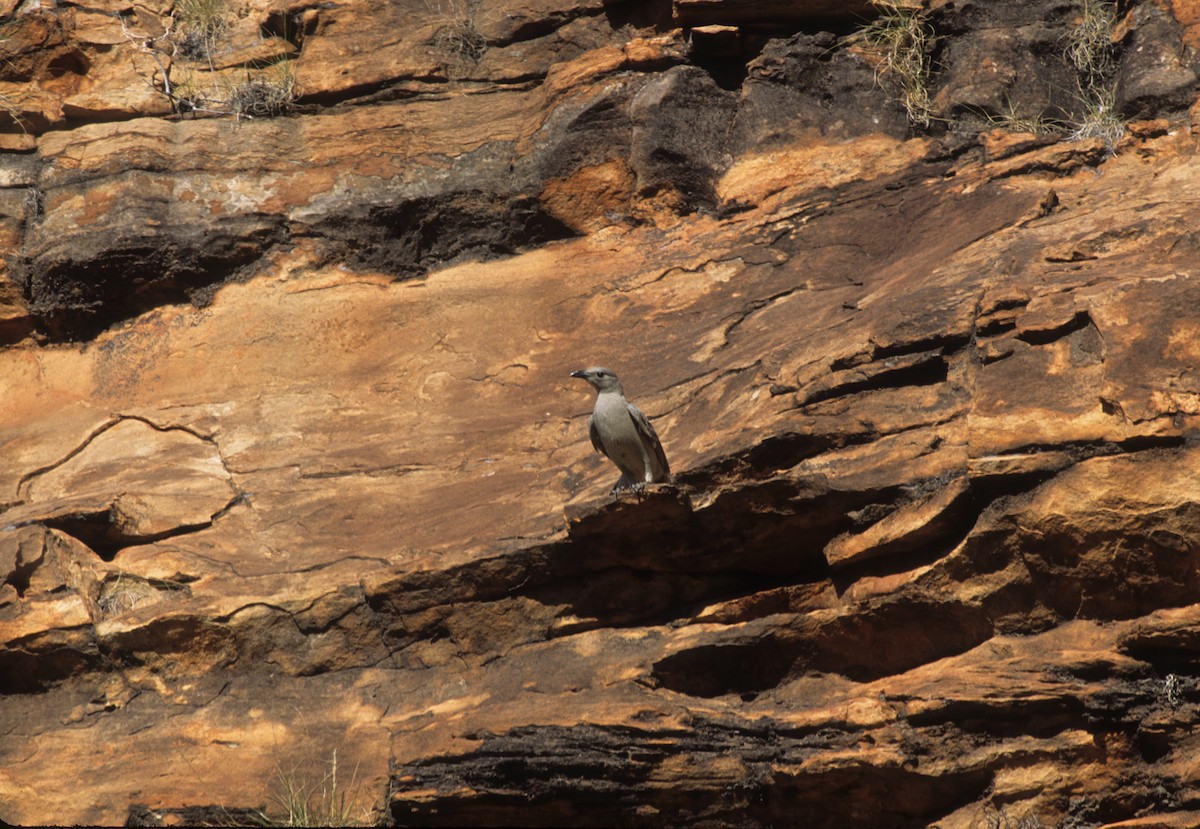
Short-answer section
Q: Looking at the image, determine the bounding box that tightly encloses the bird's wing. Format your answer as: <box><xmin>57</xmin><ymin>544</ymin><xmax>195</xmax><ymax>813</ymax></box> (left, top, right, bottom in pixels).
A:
<box><xmin>627</xmin><ymin>402</ymin><xmax>671</xmax><ymax>478</ymax></box>
<box><xmin>587</xmin><ymin>413</ymin><xmax>609</xmax><ymax>458</ymax></box>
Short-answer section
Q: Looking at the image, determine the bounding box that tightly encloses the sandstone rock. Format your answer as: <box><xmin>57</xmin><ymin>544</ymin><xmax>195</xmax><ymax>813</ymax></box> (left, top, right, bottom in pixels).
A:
<box><xmin>673</xmin><ymin>0</ymin><xmax>875</xmax><ymax>27</ymax></box>
<box><xmin>9</xmin><ymin>416</ymin><xmax>236</xmax><ymax>557</ymax></box>
<box><xmin>1116</xmin><ymin>0</ymin><xmax>1200</xmax><ymax>116</ymax></box>
<box><xmin>3</xmin><ymin>0</ymin><xmax>1200</xmax><ymax>827</ymax></box>
<box><xmin>688</xmin><ymin>24</ymin><xmax>742</xmax><ymax>59</ymax></box>
<box><xmin>736</xmin><ymin>31</ymin><xmax>910</xmax><ymax>145</ymax></box>
<box><xmin>0</xmin><ymin>4</ymin><xmax>176</xmax><ymax>130</ymax></box>
<box><xmin>1173</xmin><ymin>0</ymin><xmax>1200</xmax><ymax>48</ymax></box>
<box><xmin>629</xmin><ymin>65</ymin><xmax>737</xmax><ymax>209</ymax></box>
<box><xmin>931</xmin><ymin>2</ymin><xmax>1081</xmax><ymax>124</ymax></box>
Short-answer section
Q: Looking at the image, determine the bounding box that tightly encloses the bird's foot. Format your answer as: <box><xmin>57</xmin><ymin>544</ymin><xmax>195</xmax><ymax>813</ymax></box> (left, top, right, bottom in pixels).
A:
<box><xmin>610</xmin><ymin>473</ymin><xmax>637</xmax><ymax>495</ymax></box>
<box><xmin>609</xmin><ymin>481</ymin><xmax>648</xmax><ymax>498</ymax></box>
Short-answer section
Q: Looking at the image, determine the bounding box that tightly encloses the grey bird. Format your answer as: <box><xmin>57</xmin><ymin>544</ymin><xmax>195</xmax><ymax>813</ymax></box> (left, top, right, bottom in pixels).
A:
<box><xmin>570</xmin><ymin>367</ymin><xmax>671</xmax><ymax>492</ymax></box>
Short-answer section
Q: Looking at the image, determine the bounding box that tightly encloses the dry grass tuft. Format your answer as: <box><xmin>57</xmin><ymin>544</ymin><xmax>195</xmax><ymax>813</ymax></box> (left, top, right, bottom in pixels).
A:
<box><xmin>1065</xmin><ymin>0</ymin><xmax>1125</xmax><ymax>152</ymax></box>
<box><xmin>259</xmin><ymin>750</ymin><xmax>372</xmax><ymax>827</ymax></box>
<box><xmin>861</xmin><ymin>0</ymin><xmax>935</xmax><ymax>128</ymax></box>
<box><xmin>430</xmin><ymin>0</ymin><xmax>488</xmax><ymax>73</ymax></box>
<box><xmin>982</xmin><ymin>96</ymin><xmax>1061</xmax><ymax>136</ymax></box>
<box><xmin>175</xmin><ymin>0</ymin><xmax>232</xmax><ymax>61</ymax></box>
<box><xmin>226</xmin><ymin>62</ymin><xmax>296</xmax><ymax>119</ymax></box>
<box><xmin>1067</xmin><ymin>0</ymin><xmax>1117</xmax><ymax>84</ymax></box>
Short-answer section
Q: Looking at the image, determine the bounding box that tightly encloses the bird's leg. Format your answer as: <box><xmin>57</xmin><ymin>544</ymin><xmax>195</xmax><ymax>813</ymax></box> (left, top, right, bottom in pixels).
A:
<box><xmin>611</xmin><ymin>472</ymin><xmax>636</xmax><ymax>494</ymax></box>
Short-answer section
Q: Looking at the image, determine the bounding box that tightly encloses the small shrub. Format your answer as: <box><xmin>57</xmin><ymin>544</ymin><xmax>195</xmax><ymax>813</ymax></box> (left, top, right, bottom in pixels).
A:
<box><xmin>973</xmin><ymin>0</ymin><xmax>1125</xmax><ymax>150</ymax></box>
<box><xmin>124</xmin><ymin>4</ymin><xmax>297</xmax><ymax>120</ymax></box>
<box><xmin>431</xmin><ymin>0</ymin><xmax>488</xmax><ymax>70</ymax></box>
<box><xmin>227</xmin><ymin>62</ymin><xmax>296</xmax><ymax>119</ymax></box>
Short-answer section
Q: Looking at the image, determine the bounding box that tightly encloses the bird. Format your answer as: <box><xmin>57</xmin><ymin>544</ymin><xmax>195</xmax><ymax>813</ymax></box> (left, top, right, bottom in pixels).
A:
<box><xmin>570</xmin><ymin>367</ymin><xmax>671</xmax><ymax>492</ymax></box>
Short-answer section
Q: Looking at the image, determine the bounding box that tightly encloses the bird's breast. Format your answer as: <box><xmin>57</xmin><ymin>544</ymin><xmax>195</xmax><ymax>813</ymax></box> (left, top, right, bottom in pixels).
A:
<box><xmin>593</xmin><ymin>396</ymin><xmax>644</xmax><ymax>461</ymax></box>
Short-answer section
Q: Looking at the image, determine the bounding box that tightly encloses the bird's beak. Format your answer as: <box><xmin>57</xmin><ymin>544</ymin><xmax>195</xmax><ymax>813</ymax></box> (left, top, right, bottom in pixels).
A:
<box><xmin>570</xmin><ymin>370</ymin><xmax>587</xmax><ymax>379</ymax></box>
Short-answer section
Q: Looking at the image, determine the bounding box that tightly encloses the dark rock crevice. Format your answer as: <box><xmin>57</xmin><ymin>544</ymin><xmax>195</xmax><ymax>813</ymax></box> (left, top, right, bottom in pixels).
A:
<box><xmin>20</xmin><ymin>219</ymin><xmax>287</xmax><ymax>341</ymax></box>
<box><xmin>0</xmin><ymin>628</ymin><xmax>106</xmax><ymax>694</ymax></box>
<box><xmin>41</xmin><ymin>508</ymin><xmax>212</xmax><ymax>563</ymax></box>
<box><xmin>315</xmin><ymin>191</ymin><xmax>580</xmax><ymax>278</ymax></box>
<box><xmin>388</xmin><ymin>718</ymin><xmax>995</xmax><ymax>829</ymax></box>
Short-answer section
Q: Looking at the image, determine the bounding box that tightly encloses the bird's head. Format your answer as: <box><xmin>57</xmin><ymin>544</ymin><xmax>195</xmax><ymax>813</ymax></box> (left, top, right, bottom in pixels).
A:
<box><xmin>570</xmin><ymin>366</ymin><xmax>623</xmax><ymax>393</ymax></box>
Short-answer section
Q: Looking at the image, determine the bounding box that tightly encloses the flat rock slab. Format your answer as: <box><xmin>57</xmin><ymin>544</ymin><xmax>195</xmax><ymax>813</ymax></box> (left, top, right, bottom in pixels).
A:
<box><xmin>3</xmin><ymin>0</ymin><xmax>1200</xmax><ymax>825</ymax></box>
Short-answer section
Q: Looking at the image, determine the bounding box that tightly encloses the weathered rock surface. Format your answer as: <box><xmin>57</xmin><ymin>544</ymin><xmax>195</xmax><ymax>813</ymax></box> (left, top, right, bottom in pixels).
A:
<box><xmin>4</xmin><ymin>0</ymin><xmax>1200</xmax><ymax>826</ymax></box>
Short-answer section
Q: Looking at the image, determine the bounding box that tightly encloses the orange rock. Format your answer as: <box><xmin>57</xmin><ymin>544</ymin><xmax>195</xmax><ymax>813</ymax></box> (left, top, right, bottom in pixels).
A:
<box><xmin>5</xmin><ymin>1</ymin><xmax>1200</xmax><ymax>826</ymax></box>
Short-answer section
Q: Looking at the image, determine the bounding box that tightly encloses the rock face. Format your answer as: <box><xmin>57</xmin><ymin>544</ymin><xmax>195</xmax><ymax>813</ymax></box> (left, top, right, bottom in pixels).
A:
<box><xmin>4</xmin><ymin>0</ymin><xmax>1200</xmax><ymax>826</ymax></box>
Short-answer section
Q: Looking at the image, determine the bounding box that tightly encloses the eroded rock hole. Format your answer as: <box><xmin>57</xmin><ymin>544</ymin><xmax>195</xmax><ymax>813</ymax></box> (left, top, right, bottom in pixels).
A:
<box><xmin>43</xmin><ymin>510</ymin><xmax>144</xmax><ymax>562</ymax></box>
<box><xmin>652</xmin><ymin>639</ymin><xmax>798</xmax><ymax>697</ymax></box>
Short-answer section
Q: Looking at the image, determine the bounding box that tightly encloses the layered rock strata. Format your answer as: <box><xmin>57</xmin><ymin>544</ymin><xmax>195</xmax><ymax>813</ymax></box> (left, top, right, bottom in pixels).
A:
<box><xmin>3</xmin><ymin>1</ymin><xmax>1200</xmax><ymax>826</ymax></box>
